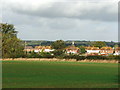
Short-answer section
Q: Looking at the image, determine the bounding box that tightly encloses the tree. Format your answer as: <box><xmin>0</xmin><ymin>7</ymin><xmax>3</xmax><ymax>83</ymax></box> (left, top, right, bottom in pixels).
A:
<box><xmin>118</xmin><ymin>42</ymin><xmax>120</xmax><ymax>47</ymax></box>
<box><xmin>40</xmin><ymin>52</ymin><xmax>53</xmax><ymax>58</ymax></box>
<box><xmin>0</xmin><ymin>23</ymin><xmax>24</xmax><ymax>58</ymax></box>
<box><xmin>114</xmin><ymin>44</ymin><xmax>118</xmax><ymax>48</ymax></box>
<box><xmin>27</xmin><ymin>51</ymin><xmax>40</xmax><ymax>58</ymax></box>
<box><xmin>51</xmin><ymin>40</ymin><xmax>66</xmax><ymax>50</ymax></box>
<box><xmin>51</xmin><ymin>50</ymin><xmax>64</xmax><ymax>56</ymax></box>
<box><xmin>51</xmin><ymin>40</ymin><xmax>66</xmax><ymax>56</ymax></box>
<box><xmin>79</xmin><ymin>46</ymin><xmax>86</xmax><ymax>54</ymax></box>
<box><xmin>91</xmin><ymin>41</ymin><xmax>106</xmax><ymax>48</ymax></box>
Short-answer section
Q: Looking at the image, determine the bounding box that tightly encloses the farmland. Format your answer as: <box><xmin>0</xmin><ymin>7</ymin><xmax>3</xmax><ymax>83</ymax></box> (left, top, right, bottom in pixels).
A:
<box><xmin>2</xmin><ymin>60</ymin><xmax>118</xmax><ymax>88</ymax></box>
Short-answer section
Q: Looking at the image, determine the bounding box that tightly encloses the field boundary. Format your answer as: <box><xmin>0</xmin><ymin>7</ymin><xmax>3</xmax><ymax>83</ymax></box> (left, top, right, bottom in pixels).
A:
<box><xmin>1</xmin><ymin>58</ymin><xmax>119</xmax><ymax>63</ymax></box>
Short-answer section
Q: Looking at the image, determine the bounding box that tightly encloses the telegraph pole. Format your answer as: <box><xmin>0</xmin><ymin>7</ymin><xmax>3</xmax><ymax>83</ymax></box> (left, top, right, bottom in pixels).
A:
<box><xmin>25</xmin><ymin>41</ymin><xmax>26</xmax><ymax>49</ymax></box>
<box><xmin>24</xmin><ymin>41</ymin><xmax>27</xmax><ymax>54</ymax></box>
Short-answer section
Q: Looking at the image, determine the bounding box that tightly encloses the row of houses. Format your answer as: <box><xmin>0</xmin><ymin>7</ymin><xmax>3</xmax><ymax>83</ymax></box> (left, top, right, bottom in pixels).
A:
<box><xmin>65</xmin><ymin>46</ymin><xmax>120</xmax><ymax>56</ymax></box>
<box><xmin>24</xmin><ymin>46</ymin><xmax>54</xmax><ymax>53</ymax></box>
<box><xmin>85</xmin><ymin>47</ymin><xmax>120</xmax><ymax>56</ymax></box>
<box><xmin>24</xmin><ymin>45</ymin><xmax>120</xmax><ymax>56</ymax></box>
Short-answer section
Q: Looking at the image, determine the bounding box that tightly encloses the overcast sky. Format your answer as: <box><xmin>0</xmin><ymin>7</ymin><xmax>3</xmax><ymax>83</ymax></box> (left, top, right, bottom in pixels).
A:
<box><xmin>1</xmin><ymin>0</ymin><xmax>119</xmax><ymax>41</ymax></box>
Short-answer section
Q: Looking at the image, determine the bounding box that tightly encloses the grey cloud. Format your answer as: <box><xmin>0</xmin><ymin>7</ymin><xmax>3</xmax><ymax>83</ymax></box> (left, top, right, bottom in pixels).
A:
<box><xmin>1</xmin><ymin>0</ymin><xmax>118</xmax><ymax>41</ymax></box>
<box><xmin>6</xmin><ymin>2</ymin><xmax>118</xmax><ymax>22</ymax></box>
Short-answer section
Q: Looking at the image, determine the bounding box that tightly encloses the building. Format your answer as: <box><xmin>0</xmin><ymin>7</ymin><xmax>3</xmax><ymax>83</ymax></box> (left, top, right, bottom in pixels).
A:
<box><xmin>44</xmin><ymin>46</ymin><xmax>54</xmax><ymax>52</ymax></box>
<box><xmin>85</xmin><ymin>47</ymin><xmax>100</xmax><ymax>55</ymax></box>
<box><xmin>34</xmin><ymin>46</ymin><xmax>43</xmax><ymax>52</ymax></box>
<box><xmin>65</xmin><ymin>46</ymin><xmax>79</xmax><ymax>54</ymax></box>
<box><xmin>34</xmin><ymin>46</ymin><xmax>54</xmax><ymax>53</ymax></box>
<box><xmin>114</xmin><ymin>47</ymin><xmax>120</xmax><ymax>55</ymax></box>
<box><xmin>65</xmin><ymin>41</ymin><xmax>79</xmax><ymax>54</ymax></box>
<box><xmin>100</xmin><ymin>47</ymin><xmax>114</xmax><ymax>55</ymax></box>
<box><xmin>24</xmin><ymin>46</ymin><xmax>34</xmax><ymax>52</ymax></box>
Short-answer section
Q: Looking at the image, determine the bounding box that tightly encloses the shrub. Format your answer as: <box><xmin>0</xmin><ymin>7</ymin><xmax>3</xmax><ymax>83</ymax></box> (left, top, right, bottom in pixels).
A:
<box><xmin>114</xmin><ymin>55</ymin><xmax>120</xmax><ymax>60</ymax></box>
<box><xmin>26</xmin><ymin>51</ymin><xmax>41</xmax><ymax>58</ymax></box>
<box><xmin>107</xmin><ymin>55</ymin><xmax>120</xmax><ymax>60</ymax></box>
<box><xmin>63</xmin><ymin>54</ymin><xmax>85</xmax><ymax>60</ymax></box>
<box><xmin>86</xmin><ymin>55</ymin><xmax>107</xmax><ymax>60</ymax></box>
<box><xmin>51</xmin><ymin>50</ymin><xmax>64</xmax><ymax>56</ymax></box>
<box><xmin>40</xmin><ymin>52</ymin><xmax>54</xmax><ymax>58</ymax></box>
<box><xmin>77</xmin><ymin>56</ymin><xmax>86</xmax><ymax>60</ymax></box>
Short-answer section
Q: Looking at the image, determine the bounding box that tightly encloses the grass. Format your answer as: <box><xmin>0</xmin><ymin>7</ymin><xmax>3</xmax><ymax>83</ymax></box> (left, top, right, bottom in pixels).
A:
<box><xmin>2</xmin><ymin>60</ymin><xmax>118</xmax><ymax>88</ymax></box>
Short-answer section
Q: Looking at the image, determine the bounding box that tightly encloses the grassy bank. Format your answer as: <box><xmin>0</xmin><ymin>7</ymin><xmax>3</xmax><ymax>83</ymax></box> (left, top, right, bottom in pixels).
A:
<box><xmin>1</xmin><ymin>58</ymin><xmax>118</xmax><ymax>63</ymax></box>
<box><xmin>2</xmin><ymin>60</ymin><xmax>118</xmax><ymax>88</ymax></box>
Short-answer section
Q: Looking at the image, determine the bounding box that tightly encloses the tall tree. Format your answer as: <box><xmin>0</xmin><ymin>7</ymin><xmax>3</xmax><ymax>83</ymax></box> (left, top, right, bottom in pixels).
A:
<box><xmin>51</xmin><ymin>40</ymin><xmax>66</xmax><ymax>56</ymax></box>
<box><xmin>0</xmin><ymin>23</ymin><xmax>24</xmax><ymax>58</ymax></box>
<box><xmin>91</xmin><ymin>41</ymin><xmax>106</xmax><ymax>48</ymax></box>
<box><xmin>79</xmin><ymin>46</ymin><xmax>86</xmax><ymax>54</ymax></box>
<box><xmin>51</xmin><ymin>40</ymin><xmax>66</xmax><ymax>50</ymax></box>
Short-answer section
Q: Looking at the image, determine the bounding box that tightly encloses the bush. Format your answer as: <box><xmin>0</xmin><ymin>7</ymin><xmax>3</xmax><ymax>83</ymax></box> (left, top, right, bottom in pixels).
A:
<box><xmin>63</xmin><ymin>54</ymin><xmax>85</xmax><ymax>60</ymax></box>
<box><xmin>77</xmin><ymin>56</ymin><xmax>86</xmax><ymax>60</ymax></box>
<box><xmin>85</xmin><ymin>55</ymin><xmax>120</xmax><ymax>60</ymax></box>
<box><xmin>114</xmin><ymin>55</ymin><xmax>120</xmax><ymax>60</ymax></box>
<box><xmin>40</xmin><ymin>52</ymin><xmax>54</xmax><ymax>58</ymax></box>
<box><xmin>26</xmin><ymin>51</ymin><xmax>41</xmax><ymax>58</ymax></box>
<box><xmin>51</xmin><ymin>50</ymin><xmax>64</xmax><ymax>56</ymax></box>
<box><xmin>107</xmin><ymin>55</ymin><xmax>120</xmax><ymax>60</ymax></box>
<box><xmin>27</xmin><ymin>54</ymin><xmax>40</xmax><ymax>58</ymax></box>
<box><xmin>86</xmin><ymin>56</ymin><xmax>107</xmax><ymax>60</ymax></box>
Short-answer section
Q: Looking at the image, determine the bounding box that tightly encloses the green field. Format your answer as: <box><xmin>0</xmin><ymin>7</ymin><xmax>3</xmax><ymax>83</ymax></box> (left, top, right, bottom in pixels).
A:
<box><xmin>2</xmin><ymin>60</ymin><xmax>118</xmax><ymax>88</ymax></box>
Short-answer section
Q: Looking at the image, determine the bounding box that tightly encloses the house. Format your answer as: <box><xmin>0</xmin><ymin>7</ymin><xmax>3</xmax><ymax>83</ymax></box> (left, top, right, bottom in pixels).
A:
<box><xmin>113</xmin><ymin>47</ymin><xmax>120</xmax><ymax>55</ymax></box>
<box><xmin>100</xmin><ymin>47</ymin><xmax>114</xmax><ymax>55</ymax></box>
<box><xmin>65</xmin><ymin>46</ymin><xmax>79</xmax><ymax>54</ymax></box>
<box><xmin>44</xmin><ymin>46</ymin><xmax>54</xmax><ymax>52</ymax></box>
<box><xmin>34</xmin><ymin>46</ymin><xmax>54</xmax><ymax>53</ymax></box>
<box><xmin>65</xmin><ymin>41</ymin><xmax>79</xmax><ymax>54</ymax></box>
<box><xmin>24</xmin><ymin>46</ymin><xmax>34</xmax><ymax>52</ymax></box>
<box><xmin>34</xmin><ymin>46</ymin><xmax>44</xmax><ymax>52</ymax></box>
<box><xmin>85</xmin><ymin>47</ymin><xmax>100</xmax><ymax>55</ymax></box>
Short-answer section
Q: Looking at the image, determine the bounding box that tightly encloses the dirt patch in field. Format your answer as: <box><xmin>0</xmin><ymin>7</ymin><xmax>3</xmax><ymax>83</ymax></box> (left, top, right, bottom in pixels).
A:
<box><xmin>1</xmin><ymin>58</ymin><xmax>118</xmax><ymax>63</ymax></box>
<box><xmin>78</xmin><ymin>59</ymin><xmax>118</xmax><ymax>63</ymax></box>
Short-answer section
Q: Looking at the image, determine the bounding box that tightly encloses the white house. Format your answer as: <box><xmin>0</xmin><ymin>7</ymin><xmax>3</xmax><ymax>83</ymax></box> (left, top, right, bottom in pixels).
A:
<box><xmin>44</xmin><ymin>46</ymin><xmax>54</xmax><ymax>52</ymax></box>
<box><xmin>86</xmin><ymin>47</ymin><xmax>100</xmax><ymax>55</ymax></box>
<box><xmin>114</xmin><ymin>47</ymin><xmax>120</xmax><ymax>55</ymax></box>
<box><xmin>65</xmin><ymin>46</ymin><xmax>79</xmax><ymax>54</ymax></box>
<box><xmin>34</xmin><ymin>46</ymin><xmax>54</xmax><ymax>53</ymax></box>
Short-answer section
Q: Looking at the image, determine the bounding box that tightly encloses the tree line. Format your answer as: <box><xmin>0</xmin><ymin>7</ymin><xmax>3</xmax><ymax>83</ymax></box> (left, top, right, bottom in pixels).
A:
<box><xmin>24</xmin><ymin>40</ymin><xmax>119</xmax><ymax>48</ymax></box>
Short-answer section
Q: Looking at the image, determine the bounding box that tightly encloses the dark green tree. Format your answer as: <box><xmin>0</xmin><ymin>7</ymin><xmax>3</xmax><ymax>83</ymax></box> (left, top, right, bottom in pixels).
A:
<box><xmin>0</xmin><ymin>23</ymin><xmax>24</xmax><ymax>58</ymax></box>
<box><xmin>51</xmin><ymin>50</ymin><xmax>64</xmax><ymax>56</ymax></box>
<box><xmin>51</xmin><ymin>40</ymin><xmax>66</xmax><ymax>50</ymax></box>
<box><xmin>91</xmin><ymin>41</ymin><xmax>106</xmax><ymax>48</ymax></box>
<box><xmin>40</xmin><ymin>52</ymin><xmax>53</xmax><ymax>58</ymax></box>
<box><xmin>51</xmin><ymin>40</ymin><xmax>66</xmax><ymax>56</ymax></box>
<box><xmin>79</xmin><ymin>46</ymin><xmax>86</xmax><ymax>54</ymax></box>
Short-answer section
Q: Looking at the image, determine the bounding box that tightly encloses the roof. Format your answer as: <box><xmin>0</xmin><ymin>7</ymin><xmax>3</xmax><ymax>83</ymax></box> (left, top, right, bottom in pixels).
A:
<box><xmin>115</xmin><ymin>47</ymin><xmax>120</xmax><ymax>50</ymax></box>
<box><xmin>35</xmin><ymin>46</ymin><xmax>44</xmax><ymax>49</ymax></box>
<box><xmin>85</xmin><ymin>47</ymin><xmax>99</xmax><ymax>50</ymax></box>
<box><xmin>45</xmin><ymin>46</ymin><xmax>51</xmax><ymax>49</ymax></box>
<box><xmin>35</xmin><ymin>46</ymin><xmax>52</xmax><ymax>49</ymax></box>
<box><xmin>101</xmin><ymin>47</ymin><xmax>113</xmax><ymax>50</ymax></box>
<box><xmin>65</xmin><ymin>46</ymin><xmax>79</xmax><ymax>50</ymax></box>
<box><xmin>25</xmin><ymin>46</ymin><xmax>33</xmax><ymax>49</ymax></box>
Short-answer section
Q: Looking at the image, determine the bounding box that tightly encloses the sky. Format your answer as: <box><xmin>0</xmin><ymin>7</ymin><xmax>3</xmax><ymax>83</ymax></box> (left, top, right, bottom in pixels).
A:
<box><xmin>1</xmin><ymin>0</ymin><xmax>119</xmax><ymax>41</ymax></box>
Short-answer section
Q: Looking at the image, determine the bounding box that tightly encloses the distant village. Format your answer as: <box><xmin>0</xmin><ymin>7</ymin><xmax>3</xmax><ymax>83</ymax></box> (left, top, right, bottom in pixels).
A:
<box><xmin>24</xmin><ymin>41</ymin><xmax>120</xmax><ymax>56</ymax></box>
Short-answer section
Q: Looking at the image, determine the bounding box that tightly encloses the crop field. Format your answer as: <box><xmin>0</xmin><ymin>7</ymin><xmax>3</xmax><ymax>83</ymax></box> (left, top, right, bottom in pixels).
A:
<box><xmin>2</xmin><ymin>60</ymin><xmax>118</xmax><ymax>88</ymax></box>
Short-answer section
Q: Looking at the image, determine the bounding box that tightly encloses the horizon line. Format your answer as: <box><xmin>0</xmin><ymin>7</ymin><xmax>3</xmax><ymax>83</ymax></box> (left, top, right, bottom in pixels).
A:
<box><xmin>21</xmin><ymin>39</ymin><xmax>119</xmax><ymax>42</ymax></box>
